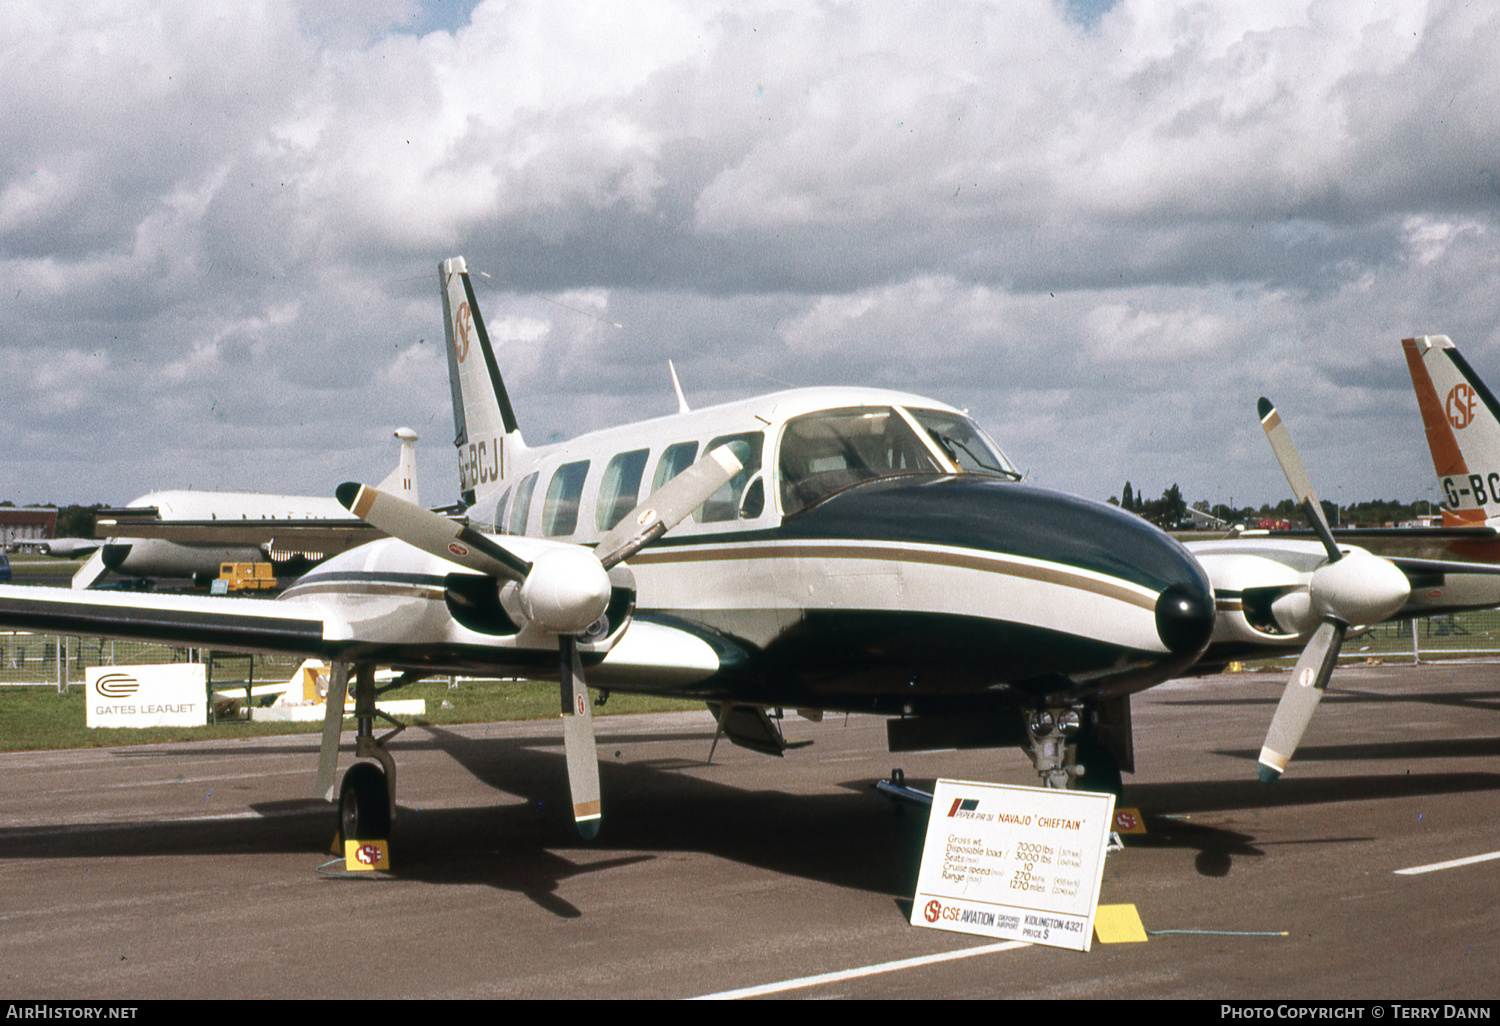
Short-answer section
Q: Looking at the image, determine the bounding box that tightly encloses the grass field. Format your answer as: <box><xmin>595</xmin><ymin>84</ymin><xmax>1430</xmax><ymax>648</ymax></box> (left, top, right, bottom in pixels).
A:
<box><xmin>0</xmin><ymin>674</ymin><xmax>703</xmax><ymax>753</ymax></box>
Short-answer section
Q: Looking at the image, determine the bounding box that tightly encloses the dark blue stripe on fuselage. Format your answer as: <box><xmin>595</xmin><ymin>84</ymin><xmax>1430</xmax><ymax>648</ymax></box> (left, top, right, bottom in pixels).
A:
<box><xmin>646</xmin><ymin>474</ymin><xmax>1206</xmax><ymax>596</ymax></box>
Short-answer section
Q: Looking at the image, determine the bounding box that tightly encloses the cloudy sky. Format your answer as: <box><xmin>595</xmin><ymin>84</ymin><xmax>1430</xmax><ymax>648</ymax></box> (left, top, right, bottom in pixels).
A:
<box><xmin>3</xmin><ymin>0</ymin><xmax>1497</xmax><ymax>514</ymax></box>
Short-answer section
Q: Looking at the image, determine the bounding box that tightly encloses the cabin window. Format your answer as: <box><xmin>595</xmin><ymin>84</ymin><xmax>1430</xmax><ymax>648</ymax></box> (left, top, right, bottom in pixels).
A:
<box><xmin>694</xmin><ymin>432</ymin><xmax>764</xmax><ymax>523</ymax></box>
<box><xmin>778</xmin><ymin>407</ymin><xmax>942</xmax><ymax>515</ymax></box>
<box><xmin>596</xmin><ymin>449</ymin><xmax>649</xmax><ymax>531</ymax></box>
<box><xmin>508</xmin><ymin>472</ymin><xmax>539</xmax><ymax>535</ymax></box>
<box><xmin>906</xmin><ymin>408</ymin><xmax>1020</xmax><ymax>479</ymax></box>
<box><xmin>491</xmin><ymin>486</ymin><xmax>513</xmax><ymax>534</ymax></box>
<box><xmin>542</xmin><ymin>460</ymin><xmax>591</xmax><ymax>537</ymax></box>
<box><xmin>651</xmin><ymin>441</ymin><xmax>699</xmax><ymax>492</ymax></box>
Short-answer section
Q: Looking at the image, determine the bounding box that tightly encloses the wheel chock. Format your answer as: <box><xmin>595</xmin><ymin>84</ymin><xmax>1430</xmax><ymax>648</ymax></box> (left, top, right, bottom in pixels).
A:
<box><xmin>344</xmin><ymin>838</ymin><xmax>391</xmax><ymax>872</ymax></box>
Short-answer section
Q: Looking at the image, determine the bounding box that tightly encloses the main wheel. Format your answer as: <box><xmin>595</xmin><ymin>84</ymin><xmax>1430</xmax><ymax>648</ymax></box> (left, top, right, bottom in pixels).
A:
<box><xmin>340</xmin><ymin>761</ymin><xmax>390</xmax><ymax>841</ymax></box>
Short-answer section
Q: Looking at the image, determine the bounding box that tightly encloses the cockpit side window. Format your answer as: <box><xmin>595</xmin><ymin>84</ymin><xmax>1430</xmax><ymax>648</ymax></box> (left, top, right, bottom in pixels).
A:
<box><xmin>906</xmin><ymin>408</ymin><xmax>1020</xmax><ymax>479</ymax></box>
<box><xmin>694</xmin><ymin>432</ymin><xmax>764</xmax><ymax>523</ymax></box>
<box><xmin>778</xmin><ymin>407</ymin><xmax>942</xmax><ymax>515</ymax></box>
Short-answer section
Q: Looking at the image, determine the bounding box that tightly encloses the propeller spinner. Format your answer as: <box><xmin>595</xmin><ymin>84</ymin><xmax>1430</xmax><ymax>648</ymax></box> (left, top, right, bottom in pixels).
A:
<box><xmin>337</xmin><ymin>443</ymin><xmax>744</xmax><ymax>836</ymax></box>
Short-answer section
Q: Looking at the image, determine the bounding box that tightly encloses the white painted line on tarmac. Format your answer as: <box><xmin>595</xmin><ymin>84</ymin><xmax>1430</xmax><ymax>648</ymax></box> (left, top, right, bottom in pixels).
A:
<box><xmin>689</xmin><ymin>940</ymin><xmax>1030</xmax><ymax>999</ymax></box>
<box><xmin>1394</xmin><ymin>849</ymin><xmax>1500</xmax><ymax>875</ymax></box>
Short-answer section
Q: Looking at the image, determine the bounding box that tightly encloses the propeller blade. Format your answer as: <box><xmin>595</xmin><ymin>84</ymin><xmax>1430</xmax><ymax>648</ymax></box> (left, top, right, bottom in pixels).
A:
<box><xmin>1258</xmin><ymin>618</ymin><xmax>1346</xmax><ymax>783</ymax></box>
<box><xmin>336</xmin><ymin>481</ymin><xmax>532</xmax><ymax>583</ymax></box>
<box><xmin>1258</xmin><ymin>397</ymin><xmax>1341</xmax><ymax>564</ymax></box>
<box><xmin>559</xmin><ymin>636</ymin><xmax>602</xmax><ymax>839</ymax></box>
<box><xmin>594</xmin><ymin>443</ymin><xmax>745</xmax><ymax>569</ymax></box>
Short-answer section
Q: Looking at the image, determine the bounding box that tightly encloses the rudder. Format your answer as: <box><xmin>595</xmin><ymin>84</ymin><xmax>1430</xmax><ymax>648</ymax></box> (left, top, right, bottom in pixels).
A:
<box><xmin>440</xmin><ymin>257</ymin><xmax>524</xmax><ymax>506</ymax></box>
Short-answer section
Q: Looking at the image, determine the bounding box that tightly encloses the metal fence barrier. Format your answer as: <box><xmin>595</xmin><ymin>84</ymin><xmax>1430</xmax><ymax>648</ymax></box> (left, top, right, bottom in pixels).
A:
<box><xmin>0</xmin><ymin>633</ymin><xmax>300</xmax><ymax>691</ymax></box>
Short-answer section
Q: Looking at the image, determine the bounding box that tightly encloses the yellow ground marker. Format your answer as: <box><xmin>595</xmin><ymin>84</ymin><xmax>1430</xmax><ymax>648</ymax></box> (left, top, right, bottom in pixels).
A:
<box><xmin>1094</xmin><ymin>904</ymin><xmax>1148</xmax><ymax>944</ymax></box>
<box><xmin>1112</xmin><ymin>807</ymin><xmax>1147</xmax><ymax>834</ymax></box>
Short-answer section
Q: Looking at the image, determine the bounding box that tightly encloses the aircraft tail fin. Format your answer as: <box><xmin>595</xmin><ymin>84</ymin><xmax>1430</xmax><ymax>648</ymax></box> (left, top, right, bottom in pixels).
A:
<box><xmin>1402</xmin><ymin>335</ymin><xmax>1500</xmax><ymax>526</ymax></box>
<box><xmin>440</xmin><ymin>256</ymin><xmax>524</xmax><ymax>506</ymax></box>
<box><xmin>375</xmin><ymin>428</ymin><xmax>419</xmax><ymax>506</ymax></box>
<box><xmin>71</xmin><ymin>548</ymin><xmax>109</xmax><ymax>590</ymax></box>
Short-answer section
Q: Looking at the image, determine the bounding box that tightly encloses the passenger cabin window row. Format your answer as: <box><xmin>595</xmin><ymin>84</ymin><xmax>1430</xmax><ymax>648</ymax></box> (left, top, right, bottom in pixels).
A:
<box><xmin>488</xmin><ymin>431</ymin><xmax>765</xmax><ymax>539</ymax></box>
<box><xmin>480</xmin><ymin>406</ymin><xmax>1016</xmax><ymax>539</ymax></box>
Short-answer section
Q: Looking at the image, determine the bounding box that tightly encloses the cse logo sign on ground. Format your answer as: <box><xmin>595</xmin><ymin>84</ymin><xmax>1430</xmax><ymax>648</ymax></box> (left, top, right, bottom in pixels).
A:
<box><xmin>910</xmin><ymin>780</ymin><xmax>1115</xmax><ymax>952</ymax></box>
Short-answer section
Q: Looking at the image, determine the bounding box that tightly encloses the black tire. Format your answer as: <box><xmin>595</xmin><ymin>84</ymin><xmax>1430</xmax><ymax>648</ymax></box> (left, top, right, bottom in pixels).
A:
<box><xmin>1074</xmin><ymin>739</ymin><xmax>1124</xmax><ymax>798</ymax></box>
<box><xmin>340</xmin><ymin>762</ymin><xmax>390</xmax><ymax>842</ymax></box>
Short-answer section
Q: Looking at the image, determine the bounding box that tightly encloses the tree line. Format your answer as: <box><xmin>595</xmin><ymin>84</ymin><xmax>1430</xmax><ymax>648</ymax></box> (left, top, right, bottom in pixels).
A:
<box><xmin>1110</xmin><ymin>482</ymin><xmax>1438</xmax><ymax>530</ymax></box>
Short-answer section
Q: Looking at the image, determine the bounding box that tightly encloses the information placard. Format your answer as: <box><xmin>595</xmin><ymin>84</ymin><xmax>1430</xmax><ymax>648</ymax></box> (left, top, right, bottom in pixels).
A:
<box><xmin>910</xmin><ymin>779</ymin><xmax>1116</xmax><ymax>952</ymax></box>
<box><xmin>86</xmin><ymin>664</ymin><xmax>207</xmax><ymax>728</ymax></box>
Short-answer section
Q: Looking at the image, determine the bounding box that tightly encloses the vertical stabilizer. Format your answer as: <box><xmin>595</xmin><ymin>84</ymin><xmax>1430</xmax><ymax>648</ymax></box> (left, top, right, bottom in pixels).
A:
<box><xmin>376</xmin><ymin>427</ymin><xmax>420</xmax><ymax>505</ymax></box>
<box><xmin>440</xmin><ymin>257</ymin><xmax>524</xmax><ymax>505</ymax></box>
<box><xmin>1402</xmin><ymin>335</ymin><xmax>1500</xmax><ymax>526</ymax></box>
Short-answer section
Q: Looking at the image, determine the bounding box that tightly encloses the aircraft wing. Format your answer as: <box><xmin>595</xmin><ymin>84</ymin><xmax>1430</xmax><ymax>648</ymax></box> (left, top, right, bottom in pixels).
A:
<box><xmin>1214</xmin><ymin>527</ymin><xmax>1500</xmax><ymax>561</ymax></box>
<box><xmin>0</xmin><ymin>584</ymin><xmax>342</xmax><ymax>658</ymax></box>
<box><xmin>94</xmin><ymin>512</ymin><xmax>385</xmax><ymax>554</ymax></box>
<box><xmin>1386</xmin><ymin>556</ymin><xmax>1500</xmax><ymax>618</ymax></box>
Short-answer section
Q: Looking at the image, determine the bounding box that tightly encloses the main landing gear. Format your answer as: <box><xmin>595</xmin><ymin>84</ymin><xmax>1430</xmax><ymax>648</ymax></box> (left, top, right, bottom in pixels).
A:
<box><xmin>316</xmin><ymin>662</ymin><xmax>409</xmax><ymax>851</ymax></box>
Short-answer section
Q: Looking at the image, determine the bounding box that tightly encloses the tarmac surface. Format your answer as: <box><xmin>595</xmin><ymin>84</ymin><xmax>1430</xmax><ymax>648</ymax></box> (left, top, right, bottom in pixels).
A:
<box><xmin>2</xmin><ymin>660</ymin><xmax>1499</xmax><ymax>1000</ymax></box>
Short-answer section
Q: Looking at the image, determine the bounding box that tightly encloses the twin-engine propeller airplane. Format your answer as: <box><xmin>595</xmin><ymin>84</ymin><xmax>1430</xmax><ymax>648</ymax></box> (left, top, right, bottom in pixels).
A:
<box><xmin>434</xmin><ymin>261</ymin><xmax>1500</xmax><ymax>790</ymax></box>
<box><xmin>0</xmin><ymin>256</ymin><xmax>1226</xmax><ymax>849</ymax></box>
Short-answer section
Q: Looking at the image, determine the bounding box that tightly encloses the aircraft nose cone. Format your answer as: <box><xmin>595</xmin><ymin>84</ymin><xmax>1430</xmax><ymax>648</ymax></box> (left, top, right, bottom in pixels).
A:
<box><xmin>1156</xmin><ymin>580</ymin><xmax>1216</xmax><ymax>655</ymax></box>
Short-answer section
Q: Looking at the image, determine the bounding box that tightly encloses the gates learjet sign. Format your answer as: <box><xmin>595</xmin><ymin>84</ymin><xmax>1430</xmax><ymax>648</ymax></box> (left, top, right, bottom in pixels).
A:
<box><xmin>86</xmin><ymin>664</ymin><xmax>206</xmax><ymax>728</ymax></box>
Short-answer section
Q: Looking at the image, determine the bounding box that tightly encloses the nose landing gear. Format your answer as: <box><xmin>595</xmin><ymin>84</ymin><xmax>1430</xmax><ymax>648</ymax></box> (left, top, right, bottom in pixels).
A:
<box><xmin>1024</xmin><ymin>704</ymin><xmax>1124</xmax><ymax>797</ymax></box>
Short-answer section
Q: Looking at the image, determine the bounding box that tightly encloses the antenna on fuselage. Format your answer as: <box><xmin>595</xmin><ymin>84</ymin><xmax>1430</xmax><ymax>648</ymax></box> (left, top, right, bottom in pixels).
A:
<box><xmin>669</xmin><ymin>360</ymin><xmax>691</xmax><ymax>414</ymax></box>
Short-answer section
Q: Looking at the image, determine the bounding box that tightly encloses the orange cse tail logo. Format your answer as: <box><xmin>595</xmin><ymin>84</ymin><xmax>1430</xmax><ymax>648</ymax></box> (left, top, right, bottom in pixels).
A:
<box><xmin>1447</xmin><ymin>382</ymin><xmax>1477</xmax><ymax>429</ymax></box>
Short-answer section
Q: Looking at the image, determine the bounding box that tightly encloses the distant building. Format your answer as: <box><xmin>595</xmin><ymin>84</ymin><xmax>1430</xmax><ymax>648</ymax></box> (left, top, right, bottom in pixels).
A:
<box><xmin>0</xmin><ymin>507</ymin><xmax>58</xmax><ymax>550</ymax></box>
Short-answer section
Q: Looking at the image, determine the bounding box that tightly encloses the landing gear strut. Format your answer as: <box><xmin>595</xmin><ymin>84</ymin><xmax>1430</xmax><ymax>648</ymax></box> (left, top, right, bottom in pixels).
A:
<box><xmin>316</xmin><ymin>662</ymin><xmax>406</xmax><ymax>846</ymax></box>
<box><xmin>1024</xmin><ymin>705</ymin><xmax>1123</xmax><ymax>796</ymax></box>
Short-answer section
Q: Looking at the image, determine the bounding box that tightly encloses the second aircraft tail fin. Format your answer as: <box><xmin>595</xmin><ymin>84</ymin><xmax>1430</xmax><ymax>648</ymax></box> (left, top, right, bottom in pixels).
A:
<box><xmin>1402</xmin><ymin>334</ymin><xmax>1500</xmax><ymax>526</ymax></box>
<box><xmin>440</xmin><ymin>257</ymin><xmax>525</xmax><ymax>506</ymax></box>
<box><xmin>375</xmin><ymin>427</ymin><xmax>420</xmax><ymax>505</ymax></box>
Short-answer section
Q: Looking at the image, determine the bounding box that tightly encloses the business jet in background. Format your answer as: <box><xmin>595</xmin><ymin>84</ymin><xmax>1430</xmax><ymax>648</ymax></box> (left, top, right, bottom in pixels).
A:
<box><xmin>72</xmin><ymin>428</ymin><xmax>421</xmax><ymax>589</ymax></box>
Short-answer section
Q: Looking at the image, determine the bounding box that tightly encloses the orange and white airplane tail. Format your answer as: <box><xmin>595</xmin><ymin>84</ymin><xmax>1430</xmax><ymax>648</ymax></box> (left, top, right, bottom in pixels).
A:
<box><xmin>1402</xmin><ymin>335</ymin><xmax>1500</xmax><ymax>527</ymax></box>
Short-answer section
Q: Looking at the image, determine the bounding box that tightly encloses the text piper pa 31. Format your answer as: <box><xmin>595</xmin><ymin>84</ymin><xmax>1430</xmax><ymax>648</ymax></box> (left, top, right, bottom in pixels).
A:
<box><xmin>0</xmin><ymin>256</ymin><xmax>1219</xmax><ymax>851</ymax></box>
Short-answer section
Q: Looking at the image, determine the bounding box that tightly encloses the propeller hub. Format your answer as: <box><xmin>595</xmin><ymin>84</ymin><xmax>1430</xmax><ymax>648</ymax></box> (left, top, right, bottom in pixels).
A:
<box><xmin>1308</xmin><ymin>549</ymin><xmax>1411</xmax><ymax>626</ymax></box>
<box><xmin>518</xmin><ymin>548</ymin><xmax>612</xmax><ymax>635</ymax></box>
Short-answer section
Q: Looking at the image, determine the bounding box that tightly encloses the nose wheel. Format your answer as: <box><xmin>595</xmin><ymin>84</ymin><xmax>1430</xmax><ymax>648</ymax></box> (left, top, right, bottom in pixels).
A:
<box><xmin>1025</xmin><ymin>705</ymin><xmax>1123</xmax><ymax>796</ymax></box>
